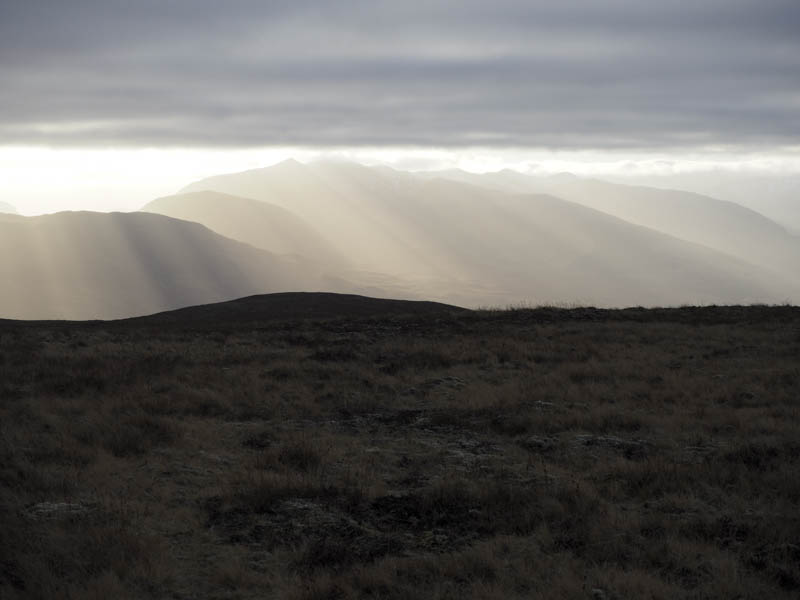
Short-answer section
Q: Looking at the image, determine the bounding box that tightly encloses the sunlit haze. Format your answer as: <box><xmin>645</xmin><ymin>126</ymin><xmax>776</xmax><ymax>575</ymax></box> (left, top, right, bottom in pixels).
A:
<box><xmin>3</xmin><ymin>145</ymin><xmax>799</xmax><ymax>215</ymax></box>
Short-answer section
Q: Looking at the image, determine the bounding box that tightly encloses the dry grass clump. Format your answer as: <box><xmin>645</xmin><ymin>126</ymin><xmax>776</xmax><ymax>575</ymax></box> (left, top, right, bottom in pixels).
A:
<box><xmin>1</xmin><ymin>303</ymin><xmax>799</xmax><ymax>598</ymax></box>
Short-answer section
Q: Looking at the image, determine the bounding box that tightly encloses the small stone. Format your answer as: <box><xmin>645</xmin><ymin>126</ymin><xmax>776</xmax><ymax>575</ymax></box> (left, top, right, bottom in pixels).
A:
<box><xmin>520</xmin><ymin>436</ymin><xmax>556</xmax><ymax>451</ymax></box>
<box><xmin>25</xmin><ymin>501</ymin><xmax>93</xmax><ymax>520</ymax></box>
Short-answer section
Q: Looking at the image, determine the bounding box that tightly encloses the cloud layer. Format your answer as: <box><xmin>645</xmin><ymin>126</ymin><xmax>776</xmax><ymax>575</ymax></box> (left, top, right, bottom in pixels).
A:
<box><xmin>2</xmin><ymin>0</ymin><xmax>798</xmax><ymax>149</ymax></box>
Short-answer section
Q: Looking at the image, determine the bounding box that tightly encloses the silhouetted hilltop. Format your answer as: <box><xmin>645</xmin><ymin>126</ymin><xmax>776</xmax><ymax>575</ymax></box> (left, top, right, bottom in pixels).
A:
<box><xmin>125</xmin><ymin>291</ymin><xmax>465</xmax><ymax>325</ymax></box>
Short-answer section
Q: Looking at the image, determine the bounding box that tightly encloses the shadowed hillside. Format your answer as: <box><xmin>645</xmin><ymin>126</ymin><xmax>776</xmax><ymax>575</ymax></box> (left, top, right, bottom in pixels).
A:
<box><xmin>0</xmin><ymin>211</ymin><xmax>348</xmax><ymax>320</ymax></box>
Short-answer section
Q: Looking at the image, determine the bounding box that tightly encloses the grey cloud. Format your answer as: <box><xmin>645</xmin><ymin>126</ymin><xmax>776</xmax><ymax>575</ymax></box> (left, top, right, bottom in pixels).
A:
<box><xmin>1</xmin><ymin>1</ymin><xmax>798</xmax><ymax>149</ymax></box>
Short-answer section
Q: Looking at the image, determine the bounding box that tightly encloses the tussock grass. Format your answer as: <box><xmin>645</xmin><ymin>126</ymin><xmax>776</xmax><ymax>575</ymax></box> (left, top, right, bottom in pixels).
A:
<box><xmin>1</xmin><ymin>305</ymin><xmax>798</xmax><ymax>598</ymax></box>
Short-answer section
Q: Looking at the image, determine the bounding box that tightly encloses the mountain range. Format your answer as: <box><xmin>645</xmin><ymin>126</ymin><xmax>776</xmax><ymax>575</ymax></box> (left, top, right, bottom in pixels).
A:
<box><xmin>0</xmin><ymin>201</ymin><xmax>17</xmax><ymax>214</ymax></box>
<box><xmin>177</xmin><ymin>160</ymin><xmax>797</xmax><ymax>306</ymax></box>
<box><xmin>1</xmin><ymin>161</ymin><xmax>797</xmax><ymax>319</ymax></box>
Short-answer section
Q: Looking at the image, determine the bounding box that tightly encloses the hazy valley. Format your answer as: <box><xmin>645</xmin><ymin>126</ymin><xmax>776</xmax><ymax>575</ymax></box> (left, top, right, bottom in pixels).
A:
<box><xmin>3</xmin><ymin>160</ymin><xmax>799</xmax><ymax>320</ymax></box>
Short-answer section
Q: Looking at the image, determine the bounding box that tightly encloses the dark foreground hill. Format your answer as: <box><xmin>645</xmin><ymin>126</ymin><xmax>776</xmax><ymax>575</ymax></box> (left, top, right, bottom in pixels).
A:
<box><xmin>124</xmin><ymin>292</ymin><xmax>466</xmax><ymax>325</ymax></box>
<box><xmin>1</xmin><ymin>299</ymin><xmax>798</xmax><ymax>599</ymax></box>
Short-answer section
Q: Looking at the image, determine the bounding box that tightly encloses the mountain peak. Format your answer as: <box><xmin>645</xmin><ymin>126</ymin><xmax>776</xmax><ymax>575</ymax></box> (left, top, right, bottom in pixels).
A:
<box><xmin>268</xmin><ymin>158</ymin><xmax>308</xmax><ymax>172</ymax></box>
<box><xmin>0</xmin><ymin>201</ymin><xmax>18</xmax><ymax>215</ymax></box>
<box><xmin>277</xmin><ymin>158</ymin><xmax>303</xmax><ymax>167</ymax></box>
<box><xmin>547</xmin><ymin>172</ymin><xmax>579</xmax><ymax>181</ymax></box>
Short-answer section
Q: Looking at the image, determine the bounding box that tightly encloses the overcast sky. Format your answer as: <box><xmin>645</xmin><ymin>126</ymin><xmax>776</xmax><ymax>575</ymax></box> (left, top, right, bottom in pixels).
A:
<box><xmin>2</xmin><ymin>0</ymin><xmax>799</xmax><ymax>149</ymax></box>
<box><xmin>1</xmin><ymin>1</ymin><xmax>798</xmax><ymax>214</ymax></box>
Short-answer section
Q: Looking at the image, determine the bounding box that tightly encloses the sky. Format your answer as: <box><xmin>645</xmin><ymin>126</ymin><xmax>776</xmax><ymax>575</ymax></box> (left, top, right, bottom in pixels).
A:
<box><xmin>1</xmin><ymin>0</ymin><xmax>799</xmax><ymax>214</ymax></box>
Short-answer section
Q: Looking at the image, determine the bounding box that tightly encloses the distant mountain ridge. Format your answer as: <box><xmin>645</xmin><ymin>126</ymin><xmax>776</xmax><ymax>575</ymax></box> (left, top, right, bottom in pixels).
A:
<box><xmin>416</xmin><ymin>168</ymin><xmax>800</xmax><ymax>285</ymax></box>
<box><xmin>0</xmin><ymin>201</ymin><xmax>17</xmax><ymax>214</ymax></box>
<box><xmin>602</xmin><ymin>172</ymin><xmax>800</xmax><ymax>234</ymax></box>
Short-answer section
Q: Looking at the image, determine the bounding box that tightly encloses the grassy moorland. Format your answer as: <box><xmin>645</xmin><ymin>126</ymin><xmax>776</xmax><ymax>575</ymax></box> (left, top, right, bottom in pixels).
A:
<box><xmin>1</xmin><ymin>294</ymin><xmax>798</xmax><ymax>599</ymax></box>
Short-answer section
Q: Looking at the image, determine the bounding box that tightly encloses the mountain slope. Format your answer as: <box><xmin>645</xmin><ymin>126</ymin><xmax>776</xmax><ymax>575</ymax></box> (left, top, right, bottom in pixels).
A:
<box><xmin>0</xmin><ymin>201</ymin><xmax>17</xmax><ymax>214</ymax></box>
<box><xmin>182</xmin><ymin>161</ymin><xmax>798</xmax><ymax>307</ymax></box>
<box><xmin>183</xmin><ymin>160</ymin><xmax>439</xmax><ymax>279</ymax></box>
<box><xmin>0</xmin><ymin>211</ymin><xmax>343</xmax><ymax>320</ymax></box>
<box><xmin>419</xmin><ymin>169</ymin><xmax>800</xmax><ymax>282</ymax></box>
<box><xmin>603</xmin><ymin>172</ymin><xmax>800</xmax><ymax>234</ymax></box>
<box><xmin>142</xmin><ymin>190</ymin><xmax>348</xmax><ymax>268</ymax></box>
